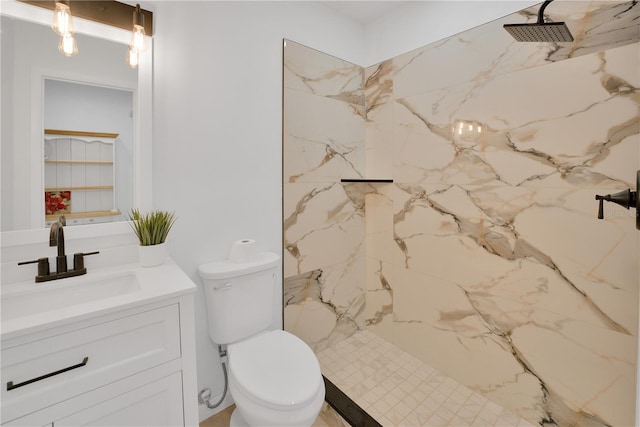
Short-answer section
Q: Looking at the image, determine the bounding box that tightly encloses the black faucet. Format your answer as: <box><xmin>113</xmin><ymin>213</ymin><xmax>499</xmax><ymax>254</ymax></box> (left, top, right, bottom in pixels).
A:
<box><xmin>49</xmin><ymin>216</ymin><xmax>68</xmax><ymax>273</ymax></box>
<box><xmin>18</xmin><ymin>215</ymin><xmax>99</xmax><ymax>283</ymax></box>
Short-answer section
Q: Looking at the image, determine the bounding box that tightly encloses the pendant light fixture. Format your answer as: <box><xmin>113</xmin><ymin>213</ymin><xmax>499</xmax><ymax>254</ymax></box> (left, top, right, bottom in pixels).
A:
<box><xmin>126</xmin><ymin>46</ymin><xmax>139</xmax><ymax>68</ymax></box>
<box><xmin>126</xmin><ymin>4</ymin><xmax>146</xmax><ymax>68</ymax></box>
<box><xmin>58</xmin><ymin>33</ymin><xmax>78</xmax><ymax>57</ymax></box>
<box><xmin>51</xmin><ymin>0</ymin><xmax>78</xmax><ymax>57</ymax></box>
<box><xmin>21</xmin><ymin>0</ymin><xmax>154</xmax><ymax>60</ymax></box>
<box><xmin>51</xmin><ymin>0</ymin><xmax>74</xmax><ymax>36</ymax></box>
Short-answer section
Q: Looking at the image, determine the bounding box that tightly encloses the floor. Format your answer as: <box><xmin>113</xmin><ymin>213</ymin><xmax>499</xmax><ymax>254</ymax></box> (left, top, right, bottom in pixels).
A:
<box><xmin>201</xmin><ymin>330</ymin><xmax>535</xmax><ymax>427</ymax></box>
<box><xmin>316</xmin><ymin>330</ymin><xmax>536</xmax><ymax>427</ymax></box>
<box><xmin>200</xmin><ymin>402</ymin><xmax>347</xmax><ymax>427</ymax></box>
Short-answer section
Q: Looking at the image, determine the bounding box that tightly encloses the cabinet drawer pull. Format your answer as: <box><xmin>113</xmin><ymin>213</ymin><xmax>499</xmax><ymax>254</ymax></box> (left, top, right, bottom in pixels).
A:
<box><xmin>6</xmin><ymin>357</ymin><xmax>89</xmax><ymax>391</ymax></box>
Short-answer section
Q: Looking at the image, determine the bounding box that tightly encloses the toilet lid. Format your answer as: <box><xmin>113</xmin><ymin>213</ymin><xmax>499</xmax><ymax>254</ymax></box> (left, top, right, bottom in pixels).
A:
<box><xmin>228</xmin><ymin>330</ymin><xmax>322</xmax><ymax>407</ymax></box>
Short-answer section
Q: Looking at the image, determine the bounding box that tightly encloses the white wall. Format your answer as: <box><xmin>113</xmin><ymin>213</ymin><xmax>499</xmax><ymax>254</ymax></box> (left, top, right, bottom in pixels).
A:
<box><xmin>364</xmin><ymin>1</ymin><xmax>539</xmax><ymax>66</ymax></box>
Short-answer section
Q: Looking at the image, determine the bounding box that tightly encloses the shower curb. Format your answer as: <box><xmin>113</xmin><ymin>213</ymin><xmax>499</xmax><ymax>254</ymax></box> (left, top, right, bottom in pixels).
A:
<box><xmin>323</xmin><ymin>376</ymin><xmax>382</xmax><ymax>427</ymax></box>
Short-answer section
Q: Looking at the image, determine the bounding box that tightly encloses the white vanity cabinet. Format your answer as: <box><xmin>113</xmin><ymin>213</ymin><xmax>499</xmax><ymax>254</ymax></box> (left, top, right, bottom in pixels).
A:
<box><xmin>1</xmin><ymin>293</ymin><xmax>198</xmax><ymax>427</ymax></box>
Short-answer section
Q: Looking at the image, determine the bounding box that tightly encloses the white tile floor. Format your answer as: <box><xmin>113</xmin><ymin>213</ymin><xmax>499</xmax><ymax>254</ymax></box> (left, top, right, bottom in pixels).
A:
<box><xmin>317</xmin><ymin>330</ymin><xmax>536</xmax><ymax>427</ymax></box>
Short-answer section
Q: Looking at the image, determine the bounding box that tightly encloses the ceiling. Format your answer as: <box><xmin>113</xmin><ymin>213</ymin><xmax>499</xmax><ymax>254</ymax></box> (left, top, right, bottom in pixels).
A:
<box><xmin>319</xmin><ymin>1</ymin><xmax>409</xmax><ymax>24</ymax></box>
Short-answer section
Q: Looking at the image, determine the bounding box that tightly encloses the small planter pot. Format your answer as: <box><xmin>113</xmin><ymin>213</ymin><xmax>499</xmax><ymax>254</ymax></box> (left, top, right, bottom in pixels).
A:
<box><xmin>138</xmin><ymin>242</ymin><xmax>167</xmax><ymax>267</ymax></box>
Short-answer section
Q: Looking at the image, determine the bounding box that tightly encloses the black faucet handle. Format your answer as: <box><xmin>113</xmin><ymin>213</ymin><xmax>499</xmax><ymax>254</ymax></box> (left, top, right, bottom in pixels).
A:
<box><xmin>596</xmin><ymin>197</ymin><xmax>604</xmax><ymax>219</ymax></box>
<box><xmin>595</xmin><ymin>183</ymin><xmax>639</xmax><ymax>225</ymax></box>
<box><xmin>18</xmin><ymin>257</ymin><xmax>51</xmax><ymax>277</ymax></box>
<box><xmin>72</xmin><ymin>251</ymin><xmax>100</xmax><ymax>271</ymax></box>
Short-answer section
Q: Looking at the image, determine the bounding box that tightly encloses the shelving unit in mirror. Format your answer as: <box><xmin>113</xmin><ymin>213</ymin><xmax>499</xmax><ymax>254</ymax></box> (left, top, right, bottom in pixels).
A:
<box><xmin>44</xmin><ymin>129</ymin><xmax>121</xmax><ymax>227</ymax></box>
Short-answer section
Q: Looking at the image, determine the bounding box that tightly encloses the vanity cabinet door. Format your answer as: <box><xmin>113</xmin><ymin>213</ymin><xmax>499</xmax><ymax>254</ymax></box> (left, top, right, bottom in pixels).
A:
<box><xmin>1</xmin><ymin>304</ymin><xmax>180</xmax><ymax>423</ymax></box>
<box><xmin>54</xmin><ymin>372</ymin><xmax>184</xmax><ymax>427</ymax></box>
<box><xmin>4</xmin><ymin>372</ymin><xmax>184</xmax><ymax>427</ymax></box>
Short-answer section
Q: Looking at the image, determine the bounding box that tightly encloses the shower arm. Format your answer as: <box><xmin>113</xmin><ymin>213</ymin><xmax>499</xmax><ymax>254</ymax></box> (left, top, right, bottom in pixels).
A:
<box><xmin>594</xmin><ymin>170</ymin><xmax>640</xmax><ymax>230</ymax></box>
<box><xmin>537</xmin><ymin>1</ymin><xmax>553</xmax><ymax>24</ymax></box>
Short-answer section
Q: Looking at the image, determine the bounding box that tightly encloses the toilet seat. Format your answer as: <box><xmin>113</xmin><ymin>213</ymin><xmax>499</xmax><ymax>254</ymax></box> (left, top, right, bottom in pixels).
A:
<box><xmin>228</xmin><ymin>330</ymin><xmax>322</xmax><ymax>409</ymax></box>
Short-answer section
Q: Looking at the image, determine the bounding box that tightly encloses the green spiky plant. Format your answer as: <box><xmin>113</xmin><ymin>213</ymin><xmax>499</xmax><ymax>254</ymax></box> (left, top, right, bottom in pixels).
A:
<box><xmin>128</xmin><ymin>209</ymin><xmax>177</xmax><ymax>246</ymax></box>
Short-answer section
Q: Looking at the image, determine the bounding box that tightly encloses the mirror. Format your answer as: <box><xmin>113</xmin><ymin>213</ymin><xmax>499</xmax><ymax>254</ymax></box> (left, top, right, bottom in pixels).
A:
<box><xmin>0</xmin><ymin>1</ymin><xmax>152</xmax><ymax>232</ymax></box>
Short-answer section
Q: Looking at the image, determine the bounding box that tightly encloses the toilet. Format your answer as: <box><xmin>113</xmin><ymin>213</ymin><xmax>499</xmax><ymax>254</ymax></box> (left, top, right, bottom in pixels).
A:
<box><xmin>198</xmin><ymin>243</ymin><xmax>325</xmax><ymax>427</ymax></box>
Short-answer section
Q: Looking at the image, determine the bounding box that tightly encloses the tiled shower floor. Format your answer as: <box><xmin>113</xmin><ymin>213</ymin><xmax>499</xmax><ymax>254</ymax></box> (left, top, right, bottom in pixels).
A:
<box><xmin>317</xmin><ymin>331</ymin><xmax>535</xmax><ymax>427</ymax></box>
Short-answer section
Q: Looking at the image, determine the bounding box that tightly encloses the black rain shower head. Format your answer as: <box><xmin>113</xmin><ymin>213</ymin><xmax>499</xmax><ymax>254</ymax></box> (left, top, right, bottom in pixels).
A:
<box><xmin>504</xmin><ymin>0</ymin><xmax>574</xmax><ymax>42</ymax></box>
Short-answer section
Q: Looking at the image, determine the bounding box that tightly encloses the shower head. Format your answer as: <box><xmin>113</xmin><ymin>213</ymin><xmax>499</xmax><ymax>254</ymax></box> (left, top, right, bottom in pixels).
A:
<box><xmin>504</xmin><ymin>0</ymin><xmax>574</xmax><ymax>42</ymax></box>
<box><xmin>503</xmin><ymin>22</ymin><xmax>574</xmax><ymax>42</ymax></box>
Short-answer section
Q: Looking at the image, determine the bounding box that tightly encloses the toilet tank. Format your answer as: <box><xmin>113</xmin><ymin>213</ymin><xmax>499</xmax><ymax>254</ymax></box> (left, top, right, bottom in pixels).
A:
<box><xmin>198</xmin><ymin>251</ymin><xmax>279</xmax><ymax>345</ymax></box>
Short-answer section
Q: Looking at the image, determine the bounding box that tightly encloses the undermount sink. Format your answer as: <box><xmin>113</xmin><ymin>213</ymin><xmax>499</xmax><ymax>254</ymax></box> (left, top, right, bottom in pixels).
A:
<box><xmin>1</xmin><ymin>272</ymin><xmax>142</xmax><ymax>321</ymax></box>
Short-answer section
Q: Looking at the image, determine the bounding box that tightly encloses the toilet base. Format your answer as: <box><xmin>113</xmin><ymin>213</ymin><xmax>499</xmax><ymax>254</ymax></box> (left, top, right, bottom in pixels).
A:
<box><xmin>230</xmin><ymin>407</ymin><xmax>250</xmax><ymax>427</ymax></box>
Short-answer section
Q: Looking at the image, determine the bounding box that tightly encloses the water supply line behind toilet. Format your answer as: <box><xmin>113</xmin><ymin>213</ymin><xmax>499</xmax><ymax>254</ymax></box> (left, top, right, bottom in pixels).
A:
<box><xmin>595</xmin><ymin>170</ymin><xmax>640</xmax><ymax>230</ymax></box>
<box><xmin>199</xmin><ymin>344</ymin><xmax>229</xmax><ymax>409</ymax></box>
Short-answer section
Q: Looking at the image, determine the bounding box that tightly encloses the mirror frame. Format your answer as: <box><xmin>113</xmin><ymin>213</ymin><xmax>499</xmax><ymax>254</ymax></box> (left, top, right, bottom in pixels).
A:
<box><xmin>1</xmin><ymin>0</ymin><xmax>152</xmax><ymax>241</ymax></box>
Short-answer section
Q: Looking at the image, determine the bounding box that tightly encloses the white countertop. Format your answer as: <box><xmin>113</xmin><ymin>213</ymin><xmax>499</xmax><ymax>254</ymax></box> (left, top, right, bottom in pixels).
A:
<box><xmin>1</xmin><ymin>258</ymin><xmax>197</xmax><ymax>341</ymax></box>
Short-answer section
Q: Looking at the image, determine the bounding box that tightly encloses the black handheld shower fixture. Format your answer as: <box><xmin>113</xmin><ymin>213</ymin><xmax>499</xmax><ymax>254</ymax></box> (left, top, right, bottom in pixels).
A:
<box><xmin>595</xmin><ymin>171</ymin><xmax>640</xmax><ymax>230</ymax></box>
<box><xmin>504</xmin><ymin>0</ymin><xmax>574</xmax><ymax>43</ymax></box>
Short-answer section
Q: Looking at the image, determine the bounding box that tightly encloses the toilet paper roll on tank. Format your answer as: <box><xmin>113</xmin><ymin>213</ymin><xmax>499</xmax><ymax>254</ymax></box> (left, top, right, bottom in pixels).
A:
<box><xmin>228</xmin><ymin>239</ymin><xmax>258</xmax><ymax>263</ymax></box>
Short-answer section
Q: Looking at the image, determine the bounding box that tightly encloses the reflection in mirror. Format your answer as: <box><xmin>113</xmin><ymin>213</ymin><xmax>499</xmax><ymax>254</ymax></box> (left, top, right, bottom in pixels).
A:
<box><xmin>1</xmin><ymin>12</ymin><xmax>139</xmax><ymax>232</ymax></box>
<box><xmin>43</xmin><ymin>80</ymin><xmax>134</xmax><ymax>227</ymax></box>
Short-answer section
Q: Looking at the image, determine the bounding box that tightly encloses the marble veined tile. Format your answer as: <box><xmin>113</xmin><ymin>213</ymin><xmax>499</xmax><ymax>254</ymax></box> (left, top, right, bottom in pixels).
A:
<box><xmin>365</xmin><ymin>60</ymin><xmax>393</xmax><ymax>117</ymax></box>
<box><xmin>365</xmin><ymin>61</ymin><xmax>394</xmax><ymax>179</ymax></box>
<box><xmin>364</xmin><ymin>184</ymin><xmax>393</xmax><ymax>236</ymax></box>
<box><xmin>392</xmin><ymin>182</ymin><xmax>637</xmax><ymax>334</ymax></box>
<box><xmin>284</xmin><ymin>89</ymin><xmax>365</xmax><ymax>183</ymax></box>
<box><xmin>283</xmin><ymin>40</ymin><xmax>369</xmax><ymax>352</ymax></box>
<box><xmin>283</xmin><ymin>182</ymin><xmax>365</xmax><ymax>278</ymax></box>
<box><xmin>285</xmin><ymin>270</ymin><xmax>337</xmax><ymax>345</ymax></box>
<box><xmin>320</xmin><ymin>255</ymin><xmax>366</xmax><ymax>329</ymax></box>
<box><xmin>392</xmin><ymin>2</ymin><xmax>640</xmax><ymax>100</ymax></box>
<box><xmin>364</xmin><ymin>186</ymin><xmax>396</xmax><ymax>343</ymax></box>
<box><xmin>514</xmin><ymin>194</ymin><xmax>638</xmax><ymax>335</ymax></box>
<box><xmin>511</xmin><ymin>320</ymin><xmax>635</xmax><ymax>427</ymax></box>
<box><xmin>365</xmin><ymin>100</ymin><xmax>394</xmax><ymax>179</ymax></box>
<box><xmin>389</xmin><ymin>265</ymin><xmax>636</xmax><ymax>427</ymax></box>
<box><xmin>284</xmin><ymin>256</ymin><xmax>365</xmax><ymax>352</ymax></box>
<box><xmin>394</xmin><ymin>42</ymin><xmax>639</xmax><ymax>188</ymax></box>
<box><xmin>364</xmin><ymin>258</ymin><xmax>393</xmax><ymax>336</ymax></box>
<box><xmin>363</xmin><ymin>184</ymin><xmax>394</xmax><ymax>325</ymax></box>
<box><xmin>283</xmin><ymin>39</ymin><xmax>363</xmax><ymax>105</ymax></box>
<box><xmin>386</xmin><ymin>178</ymin><xmax>637</xmax><ymax>425</ymax></box>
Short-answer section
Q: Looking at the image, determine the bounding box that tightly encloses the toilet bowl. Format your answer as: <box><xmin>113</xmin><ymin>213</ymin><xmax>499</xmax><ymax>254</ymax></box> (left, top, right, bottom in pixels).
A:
<box><xmin>227</xmin><ymin>330</ymin><xmax>325</xmax><ymax>426</ymax></box>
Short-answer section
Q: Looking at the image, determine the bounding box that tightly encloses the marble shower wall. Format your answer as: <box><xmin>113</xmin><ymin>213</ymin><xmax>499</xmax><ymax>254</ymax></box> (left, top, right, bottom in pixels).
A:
<box><xmin>283</xmin><ymin>40</ymin><xmax>368</xmax><ymax>352</ymax></box>
<box><xmin>364</xmin><ymin>2</ymin><xmax>640</xmax><ymax>426</ymax></box>
<box><xmin>284</xmin><ymin>2</ymin><xmax>639</xmax><ymax>426</ymax></box>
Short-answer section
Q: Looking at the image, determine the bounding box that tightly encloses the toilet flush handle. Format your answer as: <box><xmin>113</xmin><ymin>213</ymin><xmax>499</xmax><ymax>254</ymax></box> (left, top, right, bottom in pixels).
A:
<box><xmin>213</xmin><ymin>282</ymin><xmax>232</xmax><ymax>291</ymax></box>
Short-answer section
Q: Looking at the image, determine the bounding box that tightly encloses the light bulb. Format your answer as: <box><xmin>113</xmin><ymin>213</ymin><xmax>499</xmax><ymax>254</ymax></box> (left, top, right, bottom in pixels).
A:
<box><xmin>130</xmin><ymin>25</ymin><xmax>147</xmax><ymax>53</ymax></box>
<box><xmin>129</xmin><ymin>5</ymin><xmax>147</xmax><ymax>53</ymax></box>
<box><xmin>58</xmin><ymin>34</ymin><xmax>78</xmax><ymax>57</ymax></box>
<box><xmin>52</xmin><ymin>2</ymin><xmax>74</xmax><ymax>36</ymax></box>
<box><xmin>126</xmin><ymin>46</ymin><xmax>139</xmax><ymax>68</ymax></box>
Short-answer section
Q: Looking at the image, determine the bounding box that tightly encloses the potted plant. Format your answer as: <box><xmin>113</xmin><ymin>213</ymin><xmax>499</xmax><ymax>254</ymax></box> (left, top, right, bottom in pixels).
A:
<box><xmin>128</xmin><ymin>208</ymin><xmax>177</xmax><ymax>267</ymax></box>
